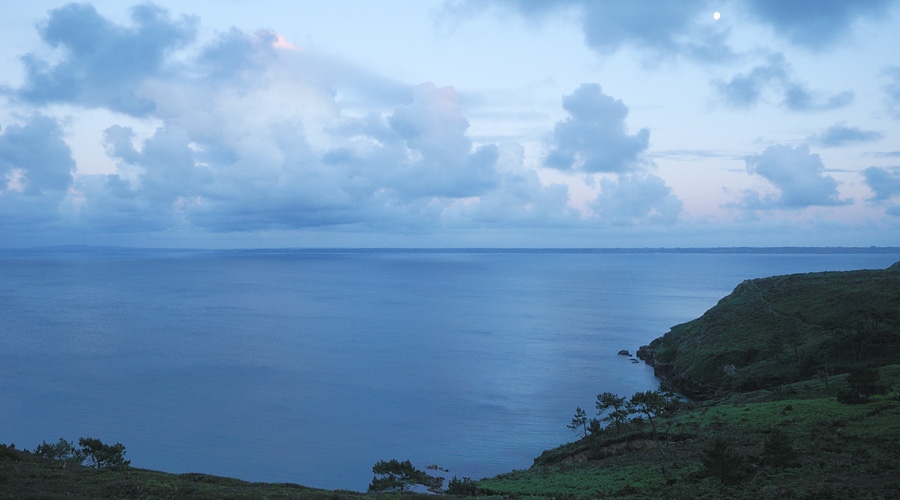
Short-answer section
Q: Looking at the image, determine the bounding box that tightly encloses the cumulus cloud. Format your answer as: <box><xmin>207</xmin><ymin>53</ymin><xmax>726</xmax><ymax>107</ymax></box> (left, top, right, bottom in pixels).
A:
<box><xmin>591</xmin><ymin>174</ymin><xmax>682</xmax><ymax>225</ymax></box>
<box><xmin>2</xmin><ymin>3</ymin><xmax>519</xmax><ymax>236</ymax></box>
<box><xmin>443</xmin><ymin>143</ymin><xmax>578</xmax><ymax>227</ymax></box>
<box><xmin>75</xmin><ymin>79</ymin><xmax>502</xmax><ymax>234</ymax></box>
<box><xmin>386</xmin><ymin>84</ymin><xmax>500</xmax><ymax>198</ymax></box>
<box><xmin>545</xmin><ymin>84</ymin><xmax>649</xmax><ymax>174</ymax></box>
<box><xmin>862</xmin><ymin>166</ymin><xmax>900</xmax><ymax>201</ymax></box>
<box><xmin>808</xmin><ymin>124</ymin><xmax>883</xmax><ymax>148</ymax></box>
<box><xmin>0</xmin><ymin>115</ymin><xmax>75</xmax><ymax>224</ymax></box>
<box><xmin>15</xmin><ymin>3</ymin><xmax>197</xmax><ymax>116</ymax></box>
<box><xmin>862</xmin><ymin>166</ymin><xmax>900</xmax><ymax>216</ymax></box>
<box><xmin>75</xmin><ymin>125</ymin><xmax>213</xmax><ymax>231</ymax></box>
<box><xmin>742</xmin><ymin>0</ymin><xmax>895</xmax><ymax>50</ymax></box>
<box><xmin>738</xmin><ymin>144</ymin><xmax>848</xmax><ymax>209</ymax></box>
<box><xmin>715</xmin><ymin>53</ymin><xmax>853</xmax><ymax>111</ymax></box>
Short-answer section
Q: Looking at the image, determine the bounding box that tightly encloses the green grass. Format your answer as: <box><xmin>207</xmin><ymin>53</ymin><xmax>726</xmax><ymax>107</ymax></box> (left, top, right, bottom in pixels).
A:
<box><xmin>647</xmin><ymin>264</ymin><xmax>900</xmax><ymax>394</ymax></box>
<box><xmin>0</xmin><ymin>450</ymin><xmax>381</xmax><ymax>500</ymax></box>
<box><xmin>478</xmin><ymin>461</ymin><xmax>702</xmax><ymax>498</ymax></box>
<box><xmin>473</xmin><ymin>387</ymin><xmax>900</xmax><ymax>499</ymax></box>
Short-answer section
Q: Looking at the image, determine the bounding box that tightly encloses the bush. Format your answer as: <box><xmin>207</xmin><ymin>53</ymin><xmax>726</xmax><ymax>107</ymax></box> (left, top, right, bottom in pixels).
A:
<box><xmin>368</xmin><ymin>459</ymin><xmax>431</xmax><ymax>492</ymax></box>
<box><xmin>761</xmin><ymin>429</ymin><xmax>799</xmax><ymax>468</ymax></box>
<box><xmin>700</xmin><ymin>437</ymin><xmax>746</xmax><ymax>484</ymax></box>
<box><xmin>447</xmin><ymin>476</ymin><xmax>477</xmax><ymax>496</ymax></box>
<box><xmin>840</xmin><ymin>368</ymin><xmax>886</xmax><ymax>404</ymax></box>
<box><xmin>0</xmin><ymin>444</ymin><xmax>20</xmax><ymax>461</ymax></box>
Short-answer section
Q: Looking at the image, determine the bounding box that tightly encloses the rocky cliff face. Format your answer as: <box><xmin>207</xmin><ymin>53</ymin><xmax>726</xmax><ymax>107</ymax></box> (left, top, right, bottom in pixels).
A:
<box><xmin>637</xmin><ymin>262</ymin><xmax>900</xmax><ymax>398</ymax></box>
<box><xmin>637</xmin><ymin>343</ymin><xmax>717</xmax><ymax>400</ymax></box>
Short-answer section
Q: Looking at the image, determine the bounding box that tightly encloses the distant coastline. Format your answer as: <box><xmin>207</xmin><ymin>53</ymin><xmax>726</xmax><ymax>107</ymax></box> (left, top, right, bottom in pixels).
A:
<box><xmin>4</xmin><ymin>245</ymin><xmax>900</xmax><ymax>255</ymax></box>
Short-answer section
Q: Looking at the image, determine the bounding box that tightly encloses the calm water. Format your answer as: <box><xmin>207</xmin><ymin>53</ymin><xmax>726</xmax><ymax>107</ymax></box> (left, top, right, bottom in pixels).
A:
<box><xmin>2</xmin><ymin>250</ymin><xmax>898</xmax><ymax>490</ymax></box>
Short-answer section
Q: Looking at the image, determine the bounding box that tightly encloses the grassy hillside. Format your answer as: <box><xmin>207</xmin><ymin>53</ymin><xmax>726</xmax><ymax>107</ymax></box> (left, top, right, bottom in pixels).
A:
<box><xmin>0</xmin><ymin>445</ymin><xmax>374</xmax><ymax>500</ymax></box>
<box><xmin>640</xmin><ymin>261</ymin><xmax>900</xmax><ymax>396</ymax></box>
<box><xmin>475</xmin><ymin>262</ymin><xmax>900</xmax><ymax>499</ymax></box>
<box><xmin>476</xmin><ymin>366</ymin><xmax>900</xmax><ymax>499</ymax></box>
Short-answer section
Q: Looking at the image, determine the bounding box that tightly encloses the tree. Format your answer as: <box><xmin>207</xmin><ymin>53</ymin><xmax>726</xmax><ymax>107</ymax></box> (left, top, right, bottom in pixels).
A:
<box><xmin>567</xmin><ymin>406</ymin><xmax>588</xmax><ymax>438</ymax></box>
<box><xmin>34</xmin><ymin>438</ymin><xmax>84</xmax><ymax>466</ymax></box>
<box><xmin>78</xmin><ymin>437</ymin><xmax>130</xmax><ymax>469</ymax></box>
<box><xmin>595</xmin><ymin>392</ymin><xmax>628</xmax><ymax>434</ymax></box>
<box><xmin>368</xmin><ymin>459</ymin><xmax>431</xmax><ymax>492</ymax></box>
<box><xmin>446</xmin><ymin>476</ymin><xmax>477</xmax><ymax>496</ymax></box>
<box><xmin>627</xmin><ymin>390</ymin><xmax>681</xmax><ymax>474</ymax></box>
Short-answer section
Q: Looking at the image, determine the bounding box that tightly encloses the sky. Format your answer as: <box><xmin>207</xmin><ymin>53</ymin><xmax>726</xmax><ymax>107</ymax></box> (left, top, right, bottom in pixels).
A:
<box><xmin>2</xmin><ymin>0</ymin><xmax>900</xmax><ymax>248</ymax></box>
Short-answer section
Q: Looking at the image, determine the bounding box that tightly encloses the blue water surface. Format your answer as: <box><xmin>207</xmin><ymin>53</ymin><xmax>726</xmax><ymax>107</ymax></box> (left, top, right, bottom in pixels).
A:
<box><xmin>2</xmin><ymin>250</ymin><xmax>898</xmax><ymax>490</ymax></box>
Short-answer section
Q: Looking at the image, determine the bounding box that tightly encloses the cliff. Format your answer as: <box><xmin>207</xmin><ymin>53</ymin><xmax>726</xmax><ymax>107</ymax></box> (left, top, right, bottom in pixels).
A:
<box><xmin>639</xmin><ymin>261</ymin><xmax>900</xmax><ymax>397</ymax></box>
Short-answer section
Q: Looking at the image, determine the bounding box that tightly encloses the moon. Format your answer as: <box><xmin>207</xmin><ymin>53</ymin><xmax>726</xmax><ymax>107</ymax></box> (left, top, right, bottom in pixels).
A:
<box><xmin>713</xmin><ymin>11</ymin><xmax>721</xmax><ymax>20</ymax></box>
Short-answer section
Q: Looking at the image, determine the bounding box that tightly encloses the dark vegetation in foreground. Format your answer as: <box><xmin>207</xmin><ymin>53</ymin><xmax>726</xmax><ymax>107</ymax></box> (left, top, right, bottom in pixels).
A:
<box><xmin>3</xmin><ymin>262</ymin><xmax>899</xmax><ymax>499</ymax></box>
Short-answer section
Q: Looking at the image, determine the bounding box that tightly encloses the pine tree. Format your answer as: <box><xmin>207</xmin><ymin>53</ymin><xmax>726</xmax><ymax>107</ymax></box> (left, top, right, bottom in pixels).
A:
<box><xmin>567</xmin><ymin>406</ymin><xmax>588</xmax><ymax>438</ymax></box>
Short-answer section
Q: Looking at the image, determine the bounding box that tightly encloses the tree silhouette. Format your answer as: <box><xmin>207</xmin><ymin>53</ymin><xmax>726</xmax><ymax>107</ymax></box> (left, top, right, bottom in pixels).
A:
<box><xmin>567</xmin><ymin>406</ymin><xmax>588</xmax><ymax>438</ymax></box>
<box><xmin>77</xmin><ymin>438</ymin><xmax>129</xmax><ymax>469</ymax></box>
<box><xmin>595</xmin><ymin>392</ymin><xmax>628</xmax><ymax>434</ymax></box>
<box><xmin>369</xmin><ymin>459</ymin><xmax>431</xmax><ymax>492</ymax></box>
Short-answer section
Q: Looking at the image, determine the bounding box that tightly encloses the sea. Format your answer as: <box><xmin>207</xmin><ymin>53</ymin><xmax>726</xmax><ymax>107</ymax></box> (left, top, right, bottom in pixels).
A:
<box><xmin>2</xmin><ymin>248</ymin><xmax>899</xmax><ymax>491</ymax></box>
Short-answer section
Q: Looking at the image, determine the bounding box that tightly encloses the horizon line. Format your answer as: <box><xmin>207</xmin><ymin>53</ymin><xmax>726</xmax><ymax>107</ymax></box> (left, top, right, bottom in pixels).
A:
<box><xmin>5</xmin><ymin>245</ymin><xmax>900</xmax><ymax>255</ymax></box>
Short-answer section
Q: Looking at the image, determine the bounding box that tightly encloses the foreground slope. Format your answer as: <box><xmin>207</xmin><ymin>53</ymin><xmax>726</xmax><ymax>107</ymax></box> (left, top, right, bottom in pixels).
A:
<box><xmin>0</xmin><ymin>445</ymin><xmax>379</xmax><ymax>500</ymax></box>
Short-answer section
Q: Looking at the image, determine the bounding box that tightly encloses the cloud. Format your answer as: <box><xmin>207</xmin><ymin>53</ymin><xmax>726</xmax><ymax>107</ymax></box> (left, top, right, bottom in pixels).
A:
<box><xmin>591</xmin><ymin>174</ymin><xmax>682</xmax><ymax>225</ymax></box>
<box><xmin>862</xmin><ymin>166</ymin><xmax>900</xmax><ymax>216</ymax></box>
<box><xmin>738</xmin><ymin>144</ymin><xmax>848</xmax><ymax>209</ymax></box>
<box><xmin>450</xmin><ymin>0</ymin><xmax>734</xmax><ymax>64</ymax></box>
<box><xmin>0</xmin><ymin>115</ymin><xmax>75</xmax><ymax>224</ymax></box>
<box><xmin>715</xmin><ymin>53</ymin><xmax>854</xmax><ymax>111</ymax></box>
<box><xmin>442</xmin><ymin>143</ymin><xmax>578</xmax><ymax>227</ymax></box>
<box><xmin>808</xmin><ymin>124</ymin><xmax>884</xmax><ymax>148</ymax></box>
<box><xmin>75</xmin><ymin>124</ymin><xmax>213</xmax><ymax>231</ymax></box>
<box><xmin>385</xmin><ymin>83</ymin><xmax>500</xmax><ymax>198</ymax></box>
<box><xmin>14</xmin><ymin>3</ymin><xmax>197</xmax><ymax>116</ymax></box>
<box><xmin>72</xmin><ymin>78</ymin><xmax>502</xmax><ymax>234</ymax></box>
<box><xmin>195</xmin><ymin>28</ymin><xmax>274</xmax><ymax>83</ymax></box>
<box><xmin>885</xmin><ymin>66</ymin><xmax>900</xmax><ymax>119</ymax></box>
<box><xmin>862</xmin><ymin>166</ymin><xmax>900</xmax><ymax>201</ymax></box>
<box><xmin>4</xmin><ymin>3</ymin><xmax>481</xmax><ymax>235</ymax></box>
<box><xmin>869</xmin><ymin>151</ymin><xmax>900</xmax><ymax>158</ymax></box>
<box><xmin>743</xmin><ymin>0</ymin><xmax>895</xmax><ymax>50</ymax></box>
<box><xmin>545</xmin><ymin>84</ymin><xmax>649</xmax><ymax>173</ymax></box>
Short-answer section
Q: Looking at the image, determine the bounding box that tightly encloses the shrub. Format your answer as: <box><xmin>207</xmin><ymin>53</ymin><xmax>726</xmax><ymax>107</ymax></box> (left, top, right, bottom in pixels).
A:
<box><xmin>838</xmin><ymin>368</ymin><xmax>886</xmax><ymax>404</ymax></box>
<box><xmin>368</xmin><ymin>459</ymin><xmax>431</xmax><ymax>492</ymax></box>
<box><xmin>700</xmin><ymin>437</ymin><xmax>746</xmax><ymax>484</ymax></box>
<box><xmin>761</xmin><ymin>429</ymin><xmax>799</xmax><ymax>468</ymax></box>
<box><xmin>446</xmin><ymin>476</ymin><xmax>477</xmax><ymax>496</ymax></box>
